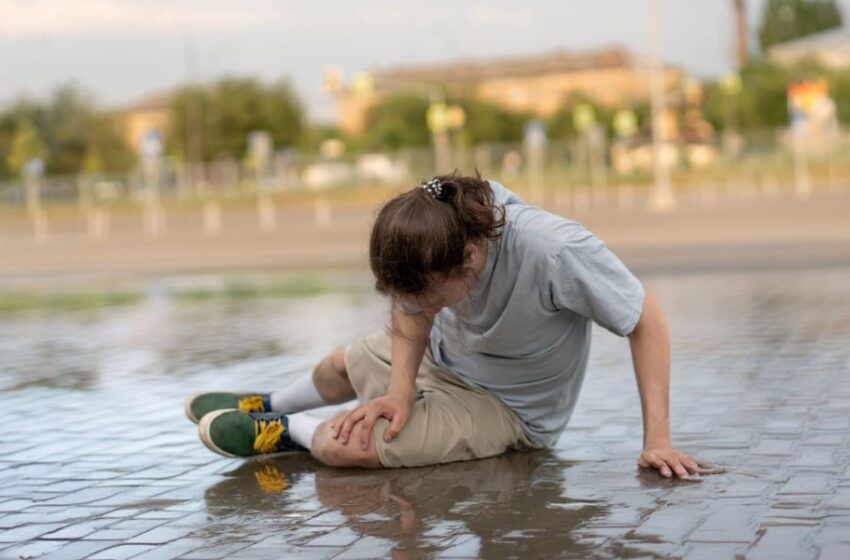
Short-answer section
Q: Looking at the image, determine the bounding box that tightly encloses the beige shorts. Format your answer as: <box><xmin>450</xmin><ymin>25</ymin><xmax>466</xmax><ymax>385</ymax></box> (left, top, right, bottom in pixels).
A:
<box><xmin>344</xmin><ymin>325</ymin><xmax>541</xmax><ymax>468</ymax></box>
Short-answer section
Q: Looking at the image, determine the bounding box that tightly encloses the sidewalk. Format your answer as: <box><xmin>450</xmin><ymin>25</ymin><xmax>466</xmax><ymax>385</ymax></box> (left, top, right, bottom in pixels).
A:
<box><xmin>1</xmin><ymin>189</ymin><xmax>849</xmax><ymax>288</ymax></box>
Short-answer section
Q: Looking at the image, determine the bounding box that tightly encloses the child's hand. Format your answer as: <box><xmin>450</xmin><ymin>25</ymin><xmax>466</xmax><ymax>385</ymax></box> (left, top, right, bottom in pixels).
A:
<box><xmin>330</xmin><ymin>391</ymin><xmax>414</xmax><ymax>451</ymax></box>
<box><xmin>638</xmin><ymin>447</ymin><xmax>709</xmax><ymax>479</ymax></box>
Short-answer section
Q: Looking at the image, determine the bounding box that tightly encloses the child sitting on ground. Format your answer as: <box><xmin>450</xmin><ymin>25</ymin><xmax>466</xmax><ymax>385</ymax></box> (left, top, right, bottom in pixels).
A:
<box><xmin>187</xmin><ymin>172</ymin><xmax>701</xmax><ymax>478</ymax></box>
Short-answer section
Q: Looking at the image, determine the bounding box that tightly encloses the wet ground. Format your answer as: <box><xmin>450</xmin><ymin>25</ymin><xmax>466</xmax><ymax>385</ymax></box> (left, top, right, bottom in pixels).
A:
<box><xmin>1</xmin><ymin>267</ymin><xmax>849</xmax><ymax>559</ymax></box>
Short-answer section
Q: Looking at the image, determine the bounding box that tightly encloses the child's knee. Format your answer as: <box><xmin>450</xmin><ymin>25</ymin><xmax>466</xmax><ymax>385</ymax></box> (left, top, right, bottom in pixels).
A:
<box><xmin>312</xmin><ymin>420</ymin><xmax>381</xmax><ymax>468</ymax></box>
<box><xmin>332</xmin><ymin>346</ymin><xmax>348</xmax><ymax>375</ymax></box>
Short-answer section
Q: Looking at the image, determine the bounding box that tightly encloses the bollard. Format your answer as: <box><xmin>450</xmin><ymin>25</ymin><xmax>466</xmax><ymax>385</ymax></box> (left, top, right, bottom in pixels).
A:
<box><xmin>143</xmin><ymin>201</ymin><xmax>166</xmax><ymax>237</ymax></box>
<box><xmin>793</xmin><ymin>148</ymin><xmax>812</xmax><ymax>200</ymax></box>
<box><xmin>86</xmin><ymin>208</ymin><xmax>110</xmax><ymax>240</ymax></box>
<box><xmin>258</xmin><ymin>195</ymin><xmax>277</xmax><ymax>232</ymax></box>
<box><xmin>314</xmin><ymin>195</ymin><xmax>332</xmax><ymax>230</ymax></box>
<box><xmin>32</xmin><ymin>209</ymin><xmax>49</xmax><ymax>243</ymax></box>
<box><xmin>203</xmin><ymin>200</ymin><xmax>222</xmax><ymax>236</ymax></box>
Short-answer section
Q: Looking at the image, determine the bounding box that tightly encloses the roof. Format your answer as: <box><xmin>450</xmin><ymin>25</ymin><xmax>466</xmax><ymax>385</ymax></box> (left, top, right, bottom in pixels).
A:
<box><xmin>767</xmin><ymin>26</ymin><xmax>850</xmax><ymax>57</ymax></box>
<box><xmin>121</xmin><ymin>90</ymin><xmax>174</xmax><ymax>112</ymax></box>
<box><xmin>371</xmin><ymin>46</ymin><xmax>659</xmax><ymax>88</ymax></box>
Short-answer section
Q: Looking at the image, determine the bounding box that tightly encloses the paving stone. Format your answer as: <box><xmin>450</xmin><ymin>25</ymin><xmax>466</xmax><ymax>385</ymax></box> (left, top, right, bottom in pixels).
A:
<box><xmin>36</xmin><ymin>540</ymin><xmax>122</xmax><ymax>560</ymax></box>
<box><xmin>304</xmin><ymin>527</ymin><xmax>360</xmax><ymax>547</ymax></box>
<box><xmin>0</xmin><ymin>538</ymin><xmax>68</xmax><ymax>559</ymax></box>
<box><xmin>0</xmin><ymin>522</ymin><xmax>67</xmax><ymax>543</ymax></box>
<box><xmin>126</xmin><ymin>538</ymin><xmax>208</xmax><ymax>560</ymax></box>
<box><xmin>126</xmin><ymin>526</ymin><xmax>192</xmax><ymax>545</ymax></box>
<box><xmin>87</xmin><ymin>544</ymin><xmax>158</xmax><ymax>559</ymax></box>
<box><xmin>778</xmin><ymin>474</ymin><xmax>832</xmax><ymax>495</ymax></box>
<box><xmin>682</xmin><ymin>542</ymin><xmax>749</xmax><ymax>559</ymax></box>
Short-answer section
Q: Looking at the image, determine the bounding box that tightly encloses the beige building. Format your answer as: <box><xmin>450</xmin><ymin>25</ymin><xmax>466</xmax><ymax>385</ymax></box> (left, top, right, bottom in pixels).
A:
<box><xmin>336</xmin><ymin>47</ymin><xmax>684</xmax><ymax>135</ymax></box>
<box><xmin>767</xmin><ymin>27</ymin><xmax>850</xmax><ymax>69</ymax></box>
<box><xmin>119</xmin><ymin>92</ymin><xmax>172</xmax><ymax>153</ymax></box>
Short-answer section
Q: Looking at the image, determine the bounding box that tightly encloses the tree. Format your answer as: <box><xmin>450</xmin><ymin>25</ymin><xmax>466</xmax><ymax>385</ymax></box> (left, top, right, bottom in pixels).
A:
<box><xmin>703</xmin><ymin>63</ymin><xmax>793</xmax><ymax>131</ymax></box>
<box><xmin>362</xmin><ymin>94</ymin><xmax>430</xmax><ymax>151</ymax></box>
<box><xmin>7</xmin><ymin>119</ymin><xmax>46</xmax><ymax>175</ymax></box>
<box><xmin>701</xmin><ymin>57</ymin><xmax>850</xmax><ymax>131</ymax></box>
<box><xmin>0</xmin><ymin>84</ymin><xmax>134</xmax><ymax>178</ymax></box>
<box><xmin>168</xmin><ymin>77</ymin><xmax>304</xmax><ymax>162</ymax></box>
<box><xmin>758</xmin><ymin>0</ymin><xmax>844</xmax><ymax>52</ymax></box>
<box><xmin>546</xmin><ymin>95</ymin><xmax>648</xmax><ymax>140</ymax></box>
<box><xmin>455</xmin><ymin>99</ymin><xmax>529</xmax><ymax>145</ymax></box>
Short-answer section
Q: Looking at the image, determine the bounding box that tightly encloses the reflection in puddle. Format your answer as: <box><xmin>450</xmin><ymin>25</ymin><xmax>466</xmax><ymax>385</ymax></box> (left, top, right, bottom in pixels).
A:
<box><xmin>203</xmin><ymin>451</ymin><xmax>607</xmax><ymax>558</ymax></box>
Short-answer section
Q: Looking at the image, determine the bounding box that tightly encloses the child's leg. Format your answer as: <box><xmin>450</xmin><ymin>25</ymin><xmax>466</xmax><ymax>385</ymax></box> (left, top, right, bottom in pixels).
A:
<box><xmin>271</xmin><ymin>347</ymin><xmax>356</xmax><ymax>412</ymax></box>
<box><xmin>286</xmin><ymin>400</ymin><xmax>360</xmax><ymax>449</ymax></box>
<box><xmin>310</xmin><ymin>415</ymin><xmax>381</xmax><ymax>468</ymax></box>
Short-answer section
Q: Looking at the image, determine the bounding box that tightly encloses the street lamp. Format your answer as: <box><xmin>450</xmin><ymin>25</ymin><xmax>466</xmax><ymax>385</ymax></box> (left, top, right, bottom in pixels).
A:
<box><xmin>648</xmin><ymin>0</ymin><xmax>676</xmax><ymax>212</ymax></box>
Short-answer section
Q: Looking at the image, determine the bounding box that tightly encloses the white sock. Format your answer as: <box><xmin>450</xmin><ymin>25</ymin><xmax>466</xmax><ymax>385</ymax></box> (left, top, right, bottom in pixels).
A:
<box><xmin>270</xmin><ymin>371</ymin><xmax>327</xmax><ymax>413</ymax></box>
<box><xmin>287</xmin><ymin>412</ymin><xmax>325</xmax><ymax>451</ymax></box>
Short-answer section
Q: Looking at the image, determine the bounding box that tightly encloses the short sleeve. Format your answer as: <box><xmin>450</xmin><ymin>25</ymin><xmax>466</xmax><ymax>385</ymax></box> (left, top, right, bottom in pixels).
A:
<box><xmin>545</xmin><ymin>223</ymin><xmax>644</xmax><ymax>336</ymax></box>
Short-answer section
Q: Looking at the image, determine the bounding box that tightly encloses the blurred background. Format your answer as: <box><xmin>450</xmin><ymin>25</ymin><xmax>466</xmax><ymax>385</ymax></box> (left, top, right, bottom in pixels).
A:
<box><xmin>1</xmin><ymin>0</ymin><xmax>849</xmax><ymax>305</ymax></box>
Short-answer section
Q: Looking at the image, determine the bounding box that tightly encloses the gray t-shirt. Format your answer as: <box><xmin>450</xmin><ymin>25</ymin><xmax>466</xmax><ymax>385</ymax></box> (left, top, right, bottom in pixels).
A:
<box><xmin>425</xmin><ymin>180</ymin><xmax>644</xmax><ymax>447</ymax></box>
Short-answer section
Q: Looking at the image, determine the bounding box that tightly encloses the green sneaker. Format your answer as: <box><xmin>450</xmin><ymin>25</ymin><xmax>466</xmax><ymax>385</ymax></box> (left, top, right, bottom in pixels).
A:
<box><xmin>184</xmin><ymin>392</ymin><xmax>271</xmax><ymax>424</ymax></box>
<box><xmin>198</xmin><ymin>410</ymin><xmax>306</xmax><ymax>458</ymax></box>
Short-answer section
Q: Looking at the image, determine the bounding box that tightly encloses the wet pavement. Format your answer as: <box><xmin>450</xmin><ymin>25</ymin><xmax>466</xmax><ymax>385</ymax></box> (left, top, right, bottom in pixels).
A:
<box><xmin>1</xmin><ymin>267</ymin><xmax>849</xmax><ymax>559</ymax></box>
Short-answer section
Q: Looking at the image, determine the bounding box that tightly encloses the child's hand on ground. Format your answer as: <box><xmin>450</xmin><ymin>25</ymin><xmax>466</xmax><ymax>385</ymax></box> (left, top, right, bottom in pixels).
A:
<box><xmin>330</xmin><ymin>391</ymin><xmax>413</xmax><ymax>450</ymax></box>
<box><xmin>638</xmin><ymin>447</ymin><xmax>706</xmax><ymax>479</ymax></box>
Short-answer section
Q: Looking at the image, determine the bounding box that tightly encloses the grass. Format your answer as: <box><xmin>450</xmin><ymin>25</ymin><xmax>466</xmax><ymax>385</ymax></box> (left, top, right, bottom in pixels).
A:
<box><xmin>172</xmin><ymin>276</ymin><xmax>329</xmax><ymax>302</ymax></box>
<box><xmin>0</xmin><ymin>275</ymin><xmax>337</xmax><ymax>315</ymax></box>
<box><xmin>0</xmin><ymin>290</ymin><xmax>143</xmax><ymax>314</ymax></box>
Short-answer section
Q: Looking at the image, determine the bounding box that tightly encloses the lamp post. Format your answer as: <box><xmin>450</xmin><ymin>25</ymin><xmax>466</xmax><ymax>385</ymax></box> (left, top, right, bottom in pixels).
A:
<box><xmin>648</xmin><ymin>0</ymin><xmax>676</xmax><ymax>212</ymax></box>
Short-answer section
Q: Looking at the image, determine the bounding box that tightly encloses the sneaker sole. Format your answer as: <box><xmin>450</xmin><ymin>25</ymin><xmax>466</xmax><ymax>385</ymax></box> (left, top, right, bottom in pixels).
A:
<box><xmin>184</xmin><ymin>393</ymin><xmax>203</xmax><ymax>424</ymax></box>
<box><xmin>198</xmin><ymin>409</ymin><xmax>241</xmax><ymax>458</ymax></box>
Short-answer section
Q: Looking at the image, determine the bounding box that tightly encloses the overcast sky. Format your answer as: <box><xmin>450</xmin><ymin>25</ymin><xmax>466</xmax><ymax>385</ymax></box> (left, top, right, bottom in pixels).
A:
<box><xmin>2</xmin><ymin>0</ymin><xmax>849</xmax><ymax>122</ymax></box>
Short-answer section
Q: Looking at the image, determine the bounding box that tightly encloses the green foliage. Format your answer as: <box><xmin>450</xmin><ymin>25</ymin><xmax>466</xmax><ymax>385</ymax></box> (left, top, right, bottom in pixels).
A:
<box><xmin>7</xmin><ymin>119</ymin><xmax>46</xmax><ymax>175</ymax></box>
<box><xmin>455</xmin><ymin>98</ymin><xmax>529</xmax><ymax>144</ymax></box>
<box><xmin>703</xmin><ymin>63</ymin><xmax>792</xmax><ymax>131</ymax></box>
<box><xmin>703</xmin><ymin>60</ymin><xmax>850</xmax><ymax>131</ymax></box>
<box><xmin>169</xmin><ymin>77</ymin><xmax>304</xmax><ymax>161</ymax></box>
<box><xmin>0</xmin><ymin>84</ymin><xmax>134</xmax><ymax>179</ymax></box>
<box><xmin>831</xmin><ymin>70</ymin><xmax>850</xmax><ymax>123</ymax></box>
<box><xmin>758</xmin><ymin>0</ymin><xmax>844</xmax><ymax>51</ymax></box>
<box><xmin>362</xmin><ymin>94</ymin><xmax>430</xmax><ymax>151</ymax></box>
<box><xmin>547</xmin><ymin>95</ymin><xmax>650</xmax><ymax>140</ymax></box>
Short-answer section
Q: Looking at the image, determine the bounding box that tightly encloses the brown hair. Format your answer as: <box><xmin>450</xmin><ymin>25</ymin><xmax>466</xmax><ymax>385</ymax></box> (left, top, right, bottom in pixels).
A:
<box><xmin>369</xmin><ymin>170</ymin><xmax>505</xmax><ymax>297</ymax></box>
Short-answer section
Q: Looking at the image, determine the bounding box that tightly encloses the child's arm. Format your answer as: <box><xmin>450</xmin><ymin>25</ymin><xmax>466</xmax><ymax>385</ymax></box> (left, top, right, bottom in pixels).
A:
<box><xmin>628</xmin><ymin>290</ymin><xmax>703</xmax><ymax>478</ymax></box>
<box><xmin>332</xmin><ymin>303</ymin><xmax>433</xmax><ymax>451</ymax></box>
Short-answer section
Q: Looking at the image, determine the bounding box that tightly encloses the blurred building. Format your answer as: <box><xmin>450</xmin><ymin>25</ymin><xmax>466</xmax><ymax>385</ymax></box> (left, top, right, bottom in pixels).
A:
<box><xmin>336</xmin><ymin>47</ymin><xmax>685</xmax><ymax>135</ymax></box>
<box><xmin>768</xmin><ymin>27</ymin><xmax>850</xmax><ymax>69</ymax></box>
<box><xmin>119</xmin><ymin>91</ymin><xmax>172</xmax><ymax>153</ymax></box>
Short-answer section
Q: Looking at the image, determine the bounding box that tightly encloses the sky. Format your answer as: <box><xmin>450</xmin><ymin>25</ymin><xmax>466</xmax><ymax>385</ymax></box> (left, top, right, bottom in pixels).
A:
<box><xmin>2</xmin><ymin>0</ymin><xmax>850</xmax><ymax>122</ymax></box>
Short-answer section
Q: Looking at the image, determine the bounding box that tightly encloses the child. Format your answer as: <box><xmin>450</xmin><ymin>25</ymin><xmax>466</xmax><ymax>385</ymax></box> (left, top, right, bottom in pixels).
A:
<box><xmin>189</xmin><ymin>172</ymin><xmax>701</xmax><ymax>478</ymax></box>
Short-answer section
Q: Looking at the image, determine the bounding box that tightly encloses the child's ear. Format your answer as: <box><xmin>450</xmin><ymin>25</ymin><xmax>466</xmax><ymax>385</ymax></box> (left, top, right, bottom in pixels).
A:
<box><xmin>463</xmin><ymin>242</ymin><xmax>477</xmax><ymax>265</ymax></box>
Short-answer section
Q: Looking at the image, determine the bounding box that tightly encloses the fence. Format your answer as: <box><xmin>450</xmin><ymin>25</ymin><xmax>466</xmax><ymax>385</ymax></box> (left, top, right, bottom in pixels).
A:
<box><xmin>2</xmin><ymin>127</ymin><xmax>849</xmax><ymax>243</ymax></box>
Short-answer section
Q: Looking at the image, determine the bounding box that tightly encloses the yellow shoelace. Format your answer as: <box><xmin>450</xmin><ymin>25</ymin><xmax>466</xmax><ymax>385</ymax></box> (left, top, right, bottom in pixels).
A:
<box><xmin>254</xmin><ymin>464</ymin><xmax>288</xmax><ymax>494</ymax></box>
<box><xmin>253</xmin><ymin>418</ymin><xmax>284</xmax><ymax>453</ymax></box>
<box><xmin>237</xmin><ymin>395</ymin><xmax>265</xmax><ymax>413</ymax></box>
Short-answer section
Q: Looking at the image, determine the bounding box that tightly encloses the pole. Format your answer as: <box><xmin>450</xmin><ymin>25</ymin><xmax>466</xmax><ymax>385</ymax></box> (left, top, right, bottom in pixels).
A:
<box><xmin>648</xmin><ymin>0</ymin><xmax>675</xmax><ymax>212</ymax></box>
